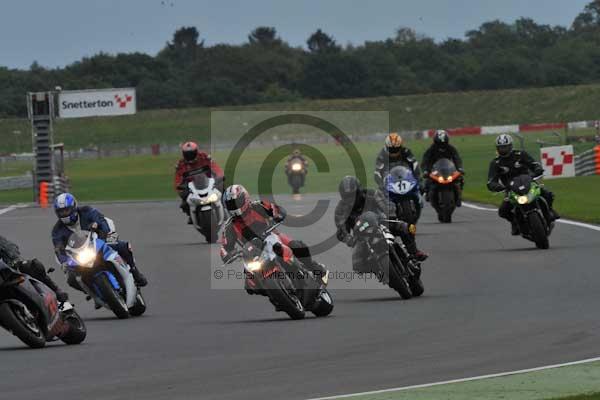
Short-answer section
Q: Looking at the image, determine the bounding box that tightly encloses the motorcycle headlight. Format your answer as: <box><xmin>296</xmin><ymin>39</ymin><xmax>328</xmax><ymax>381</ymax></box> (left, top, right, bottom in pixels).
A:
<box><xmin>246</xmin><ymin>260</ymin><xmax>263</xmax><ymax>272</ymax></box>
<box><xmin>437</xmin><ymin>177</ymin><xmax>445</xmax><ymax>183</ymax></box>
<box><xmin>517</xmin><ymin>195</ymin><xmax>529</xmax><ymax>205</ymax></box>
<box><xmin>75</xmin><ymin>248</ymin><xmax>97</xmax><ymax>267</ymax></box>
<box><xmin>291</xmin><ymin>163</ymin><xmax>302</xmax><ymax>172</ymax></box>
<box><xmin>447</xmin><ymin>176</ymin><xmax>453</xmax><ymax>183</ymax></box>
<box><xmin>201</xmin><ymin>193</ymin><xmax>219</xmax><ymax>205</ymax></box>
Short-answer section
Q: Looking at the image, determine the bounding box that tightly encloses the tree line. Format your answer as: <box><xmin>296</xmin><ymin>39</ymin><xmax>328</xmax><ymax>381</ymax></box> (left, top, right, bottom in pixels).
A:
<box><xmin>3</xmin><ymin>1</ymin><xmax>600</xmax><ymax>117</ymax></box>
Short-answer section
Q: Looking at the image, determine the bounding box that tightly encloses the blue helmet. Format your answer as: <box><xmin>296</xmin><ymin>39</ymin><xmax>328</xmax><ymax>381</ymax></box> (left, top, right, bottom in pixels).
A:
<box><xmin>54</xmin><ymin>193</ymin><xmax>79</xmax><ymax>226</ymax></box>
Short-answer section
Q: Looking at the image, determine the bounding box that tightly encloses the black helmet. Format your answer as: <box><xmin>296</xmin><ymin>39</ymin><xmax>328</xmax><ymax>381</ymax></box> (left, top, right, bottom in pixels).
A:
<box><xmin>338</xmin><ymin>176</ymin><xmax>361</xmax><ymax>200</ymax></box>
<box><xmin>433</xmin><ymin>130</ymin><xmax>449</xmax><ymax>147</ymax></box>
<box><xmin>495</xmin><ymin>134</ymin><xmax>513</xmax><ymax>158</ymax></box>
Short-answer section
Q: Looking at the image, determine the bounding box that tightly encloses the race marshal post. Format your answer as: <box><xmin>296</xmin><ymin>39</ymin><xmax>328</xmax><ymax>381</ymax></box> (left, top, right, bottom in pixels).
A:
<box><xmin>27</xmin><ymin>88</ymin><xmax>137</xmax><ymax>205</ymax></box>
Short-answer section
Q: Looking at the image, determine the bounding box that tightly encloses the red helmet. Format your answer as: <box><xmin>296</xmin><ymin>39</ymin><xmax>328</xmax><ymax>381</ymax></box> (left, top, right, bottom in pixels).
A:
<box><xmin>224</xmin><ymin>185</ymin><xmax>251</xmax><ymax>217</ymax></box>
<box><xmin>181</xmin><ymin>141</ymin><xmax>199</xmax><ymax>162</ymax></box>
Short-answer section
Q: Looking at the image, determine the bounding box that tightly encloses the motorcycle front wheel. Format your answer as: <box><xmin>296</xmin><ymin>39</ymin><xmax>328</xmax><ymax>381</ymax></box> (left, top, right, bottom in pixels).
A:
<box><xmin>94</xmin><ymin>274</ymin><xmax>130</xmax><ymax>319</ymax></box>
<box><xmin>264</xmin><ymin>275</ymin><xmax>306</xmax><ymax>320</ymax></box>
<box><xmin>0</xmin><ymin>302</ymin><xmax>46</xmax><ymax>348</ymax></box>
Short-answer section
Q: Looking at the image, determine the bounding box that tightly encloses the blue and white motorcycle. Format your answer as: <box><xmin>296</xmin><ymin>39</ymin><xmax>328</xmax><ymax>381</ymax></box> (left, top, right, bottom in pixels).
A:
<box><xmin>62</xmin><ymin>225</ymin><xmax>146</xmax><ymax>319</ymax></box>
<box><xmin>384</xmin><ymin>165</ymin><xmax>424</xmax><ymax>225</ymax></box>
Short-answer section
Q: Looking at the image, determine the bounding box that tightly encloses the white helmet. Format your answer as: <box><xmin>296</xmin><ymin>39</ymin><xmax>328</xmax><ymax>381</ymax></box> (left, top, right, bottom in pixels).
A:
<box><xmin>495</xmin><ymin>134</ymin><xmax>513</xmax><ymax>158</ymax></box>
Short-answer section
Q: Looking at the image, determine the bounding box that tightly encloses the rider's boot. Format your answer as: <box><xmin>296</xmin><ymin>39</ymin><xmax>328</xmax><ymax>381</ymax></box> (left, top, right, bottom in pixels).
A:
<box><xmin>130</xmin><ymin>266</ymin><xmax>148</xmax><ymax>287</ymax></box>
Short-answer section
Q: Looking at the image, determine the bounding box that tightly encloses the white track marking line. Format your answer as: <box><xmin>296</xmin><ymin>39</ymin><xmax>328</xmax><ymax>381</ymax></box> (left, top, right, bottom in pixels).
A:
<box><xmin>307</xmin><ymin>356</ymin><xmax>600</xmax><ymax>400</ymax></box>
<box><xmin>462</xmin><ymin>202</ymin><xmax>496</xmax><ymax>212</ymax></box>
<box><xmin>463</xmin><ymin>202</ymin><xmax>600</xmax><ymax>232</ymax></box>
<box><xmin>0</xmin><ymin>204</ymin><xmax>28</xmax><ymax>216</ymax></box>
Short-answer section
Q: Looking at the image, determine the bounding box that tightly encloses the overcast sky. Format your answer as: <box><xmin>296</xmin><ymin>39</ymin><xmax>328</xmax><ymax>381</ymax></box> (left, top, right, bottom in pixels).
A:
<box><xmin>0</xmin><ymin>0</ymin><xmax>591</xmax><ymax>69</ymax></box>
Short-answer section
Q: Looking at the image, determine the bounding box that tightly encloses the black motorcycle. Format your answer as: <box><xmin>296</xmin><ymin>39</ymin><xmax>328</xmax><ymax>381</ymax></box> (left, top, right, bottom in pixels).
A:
<box><xmin>286</xmin><ymin>157</ymin><xmax>307</xmax><ymax>195</ymax></box>
<box><xmin>427</xmin><ymin>158</ymin><xmax>463</xmax><ymax>223</ymax></box>
<box><xmin>352</xmin><ymin>212</ymin><xmax>424</xmax><ymax>299</ymax></box>
<box><xmin>224</xmin><ymin>223</ymin><xmax>334</xmax><ymax>320</ymax></box>
<box><xmin>0</xmin><ymin>261</ymin><xmax>86</xmax><ymax>348</ymax></box>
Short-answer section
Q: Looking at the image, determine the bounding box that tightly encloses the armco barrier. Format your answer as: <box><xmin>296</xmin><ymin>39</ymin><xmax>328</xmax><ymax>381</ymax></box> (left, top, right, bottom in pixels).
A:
<box><xmin>0</xmin><ymin>175</ymin><xmax>33</xmax><ymax>191</ymax></box>
<box><xmin>574</xmin><ymin>146</ymin><xmax>600</xmax><ymax>176</ymax></box>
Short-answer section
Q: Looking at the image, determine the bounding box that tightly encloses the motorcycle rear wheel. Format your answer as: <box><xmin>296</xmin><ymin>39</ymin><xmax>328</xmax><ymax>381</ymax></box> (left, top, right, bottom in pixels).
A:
<box><xmin>128</xmin><ymin>291</ymin><xmax>147</xmax><ymax>317</ymax></box>
<box><xmin>60</xmin><ymin>310</ymin><xmax>87</xmax><ymax>345</ymax></box>
<box><xmin>311</xmin><ymin>289</ymin><xmax>334</xmax><ymax>317</ymax></box>
<box><xmin>0</xmin><ymin>302</ymin><xmax>46</xmax><ymax>348</ymax></box>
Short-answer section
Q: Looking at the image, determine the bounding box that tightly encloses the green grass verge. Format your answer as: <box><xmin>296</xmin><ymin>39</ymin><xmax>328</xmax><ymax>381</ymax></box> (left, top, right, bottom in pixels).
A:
<box><xmin>2</xmin><ymin>83</ymin><xmax>600</xmax><ymax>153</ymax></box>
<box><xmin>549</xmin><ymin>394</ymin><xmax>600</xmax><ymax>400</ymax></box>
<box><xmin>325</xmin><ymin>361</ymin><xmax>600</xmax><ymax>400</ymax></box>
<box><xmin>1</xmin><ymin>133</ymin><xmax>598</xmax><ymax>223</ymax></box>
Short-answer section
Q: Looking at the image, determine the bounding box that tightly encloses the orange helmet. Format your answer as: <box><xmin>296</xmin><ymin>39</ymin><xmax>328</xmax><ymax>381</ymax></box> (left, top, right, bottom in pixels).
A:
<box><xmin>181</xmin><ymin>141</ymin><xmax>199</xmax><ymax>162</ymax></box>
<box><xmin>385</xmin><ymin>133</ymin><xmax>403</xmax><ymax>156</ymax></box>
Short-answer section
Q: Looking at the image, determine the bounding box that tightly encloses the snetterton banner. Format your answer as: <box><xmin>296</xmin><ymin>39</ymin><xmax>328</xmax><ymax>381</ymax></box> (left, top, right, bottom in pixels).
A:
<box><xmin>58</xmin><ymin>88</ymin><xmax>136</xmax><ymax>119</ymax></box>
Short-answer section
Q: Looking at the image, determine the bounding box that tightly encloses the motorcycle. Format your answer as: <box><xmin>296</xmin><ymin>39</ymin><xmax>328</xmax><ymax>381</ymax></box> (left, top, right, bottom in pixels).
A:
<box><xmin>63</xmin><ymin>230</ymin><xmax>146</xmax><ymax>319</ymax></box>
<box><xmin>224</xmin><ymin>223</ymin><xmax>334</xmax><ymax>320</ymax></box>
<box><xmin>286</xmin><ymin>157</ymin><xmax>307</xmax><ymax>195</ymax></box>
<box><xmin>507</xmin><ymin>174</ymin><xmax>554</xmax><ymax>249</ymax></box>
<box><xmin>185</xmin><ymin>167</ymin><xmax>225</xmax><ymax>243</ymax></box>
<box><xmin>384</xmin><ymin>166</ymin><xmax>423</xmax><ymax>225</ymax></box>
<box><xmin>428</xmin><ymin>158</ymin><xmax>463</xmax><ymax>223</ymax></box>
<box><xmin>352</xmin><ymin>211</ymin><xmax>424</xmax><ymax>299</ymax></box>
<box><xmin>0</xmin><ymin>260</ymin><xmax>86</xmax><ymax>348</ymax></box>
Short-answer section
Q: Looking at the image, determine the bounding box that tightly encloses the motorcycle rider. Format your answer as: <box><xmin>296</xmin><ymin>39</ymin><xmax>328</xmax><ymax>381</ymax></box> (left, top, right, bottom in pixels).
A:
<box><xmin>285</xmin><ymin>148</ymin><xmax>309</xmax><ymax>187</ymax></box>
<box><xmin>220</xmin><ymin>185</ymin><xmax>327</xmax><ymax>284</ymax></box>
<box><xmin>334</xmin><ymin>176</ymin><xmax>428</xmax><ymax>273</ymax></box>
<box><xmin>421</xmin><ymin>130</ymin><xmax>465</xmax><ymax>204</ymax></box>
<box><xmin>0</xmin><ymin>235</ymin><xmax>69</xmax><ymax>302</ymax></box>
<box><xmin>175</xmin><ymin>141</ymin><xmax>225</xmax><ymax>224</ymax></box>
<box><xmin>51</xmin><ymin>193</ymin><xmax>148</xmax><ymax>289</ymax></box>
<box><xmin>375</xmin><ymin>133</ymin><xmax>422</xmax><ymax>189</ymax></box>
<box><xmin>487</xmin><ymin>134</ymin><xmax>560</xmax><ymax>235</ymax></box>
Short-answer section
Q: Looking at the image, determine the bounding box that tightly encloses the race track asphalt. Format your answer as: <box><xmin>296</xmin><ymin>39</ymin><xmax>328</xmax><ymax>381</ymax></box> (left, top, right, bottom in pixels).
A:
<box><xmin>1</xmin><ymin>194</ymin><xmax>599</xmax><ymax>400</ymax></box>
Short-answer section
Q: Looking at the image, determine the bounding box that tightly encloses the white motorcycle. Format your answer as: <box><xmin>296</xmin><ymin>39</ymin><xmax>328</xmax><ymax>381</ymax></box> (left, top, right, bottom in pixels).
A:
<box><xmin>186</xmin><ymin>172</ymin><xmax>225</xmax><ymax>243</ymax></box>
<box><xmin>61</xmin><ymin>222</ymin><xmax>146</xmax><ymax>319</ymax></box>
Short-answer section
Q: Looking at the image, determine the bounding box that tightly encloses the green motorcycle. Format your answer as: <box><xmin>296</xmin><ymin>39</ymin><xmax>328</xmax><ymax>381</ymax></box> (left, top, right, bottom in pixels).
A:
<box><xmin>507</xmin><ymin>174</ymin><xmax>554</xmax><ymax>249</ymax></box>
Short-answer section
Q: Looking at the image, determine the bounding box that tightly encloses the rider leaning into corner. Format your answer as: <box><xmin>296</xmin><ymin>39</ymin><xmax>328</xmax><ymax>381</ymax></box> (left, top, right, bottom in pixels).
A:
<box><xmin>0</xmin><ymin>235</ymin><xmax>69</xmax><ymax>302</ymax></box>
<box><xmin>334</xmin><ymin>176</ymin><xmax>429</xmax><ymax>272</ymax></box>
<box><xmin>374</xmin><ymin>133</ymin><xmax>422</xmax><ymax>189</ymax></box>
<box><xmin>421</xmin><ymin>130</ymin><xmax>465</xmax><ymax>204</ymax></box>
<box><xmin>174</xmin><ymin>141</ymin><xmax>225</xmax><ymax>224</ymax></box>
<box><xmin>219</xmin><ymin>185</ymin><xmax>328</xmax><ymax>287</ymax></box>
<box><xmin>51</xmin><ymin>193</ymin><xmax>148</xmax><ymax>289</ymax></box>
<box><xmin>487</xmin><ymin>134</ymin><xmax>560</xmax><ymax>235</ymax></box>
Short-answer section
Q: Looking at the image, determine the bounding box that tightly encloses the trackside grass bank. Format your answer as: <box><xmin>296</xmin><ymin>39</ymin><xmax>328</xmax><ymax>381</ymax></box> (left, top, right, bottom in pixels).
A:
<box><xmin>1</xmin><ymin>135</ymin><xmax>599</xmax><ymax>223</ymax></box>
<box><xmin>312</xmin><ymin>361</ymin><xmax>600</xmax><ymax>400</ymax></box>
<box><xmin>3</xmin><ymin>83</ymin><xmax>600</xmax><ymax>153</ymax></box>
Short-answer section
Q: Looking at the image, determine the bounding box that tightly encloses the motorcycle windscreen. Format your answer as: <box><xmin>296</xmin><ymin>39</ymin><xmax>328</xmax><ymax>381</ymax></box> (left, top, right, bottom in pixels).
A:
<box><xmin>431</xmin><ymin>158</ymin><xmax>457</xmax><ymax>178</ymax></box>
<box><xmin>191</xmin><ymin>173</ymin><xmax>211</xmax><ymax>191</ymax></box>
<box><xmin>385</xmin><ymin>166</ymin><xmax>418</xmax><ymax>201</ymax></box>
<box><xmin>508</xmin><ymin>174</ymin><xmax>532</xmax><ymax>195</ymax></box>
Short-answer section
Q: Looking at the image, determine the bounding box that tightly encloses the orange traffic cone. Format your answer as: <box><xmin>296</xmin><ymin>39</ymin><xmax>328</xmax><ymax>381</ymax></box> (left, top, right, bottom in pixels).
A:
<box><xmin>39</xmin><ymin>182</ymin><xmax>49</xmax><ymax>208</ymax></box>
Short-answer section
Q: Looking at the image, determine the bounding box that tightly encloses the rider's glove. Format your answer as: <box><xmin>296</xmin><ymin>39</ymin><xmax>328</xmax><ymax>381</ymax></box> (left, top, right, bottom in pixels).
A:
<box><xmin>221</xmin><ymin>248</ymin><xmax>233</xmax><ymax>264</ymax></box>
<box><xmin>273</xmin><ymin>214</ymin><xmax>285</xmax><ymax>223</ymax></box>
<box><xmin>489</xmin><ymin>182</ymin><xmax>505</xmax><ymax>193</ymax></box>
<box><xmin>344</xmin><ymin>235</ymin><xmax>357</xmax><ymax>248</ymax></box>
<box><xmin>458</xmin><ymin>168</ymin><xmax>465</xmax><ymax>175</ymax></box>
